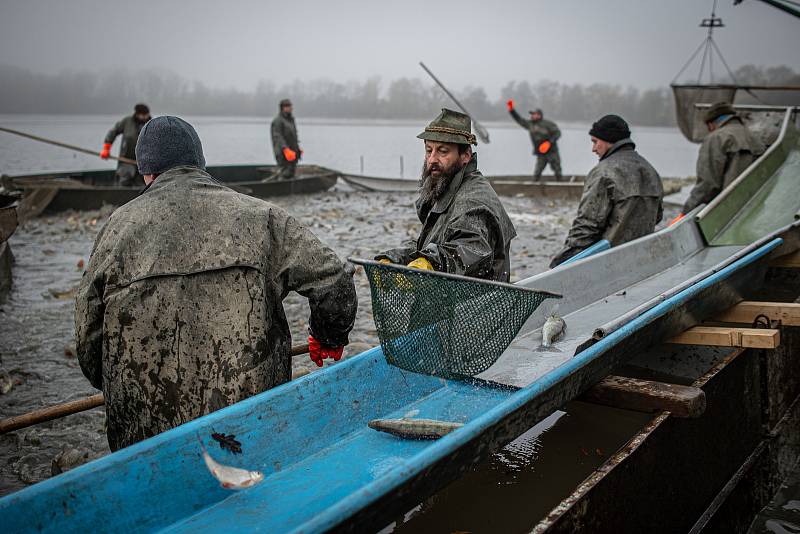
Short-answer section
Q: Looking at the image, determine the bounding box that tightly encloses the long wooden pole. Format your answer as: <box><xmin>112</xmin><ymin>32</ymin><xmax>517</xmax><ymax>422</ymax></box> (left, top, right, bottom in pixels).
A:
<box><xmin>418</xmin><ymin>61</ymin><xmax>491</xmax><ymax>144</ymax></box>
<box><xmin>0</xmin><ymin>126</ymin><xmax>137</xmax><ymax>165</ymax></box>
<box><xmin>0</xmin><ymin>343</ymin><xmax>310</xmax><ymax>434</ymax></box>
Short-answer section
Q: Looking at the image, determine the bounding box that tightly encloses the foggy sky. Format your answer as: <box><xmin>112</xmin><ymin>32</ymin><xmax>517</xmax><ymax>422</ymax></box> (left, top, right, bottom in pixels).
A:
<box><xmin>1</xmin><ymin>0</ymin><xmax>798</xmax><ymax>96</ymax></box>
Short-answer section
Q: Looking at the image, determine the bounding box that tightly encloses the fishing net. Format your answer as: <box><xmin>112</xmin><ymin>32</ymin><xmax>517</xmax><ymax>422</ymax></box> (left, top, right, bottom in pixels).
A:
<box><xmin>672</xmin><ymin>85</ymin><xmax>737</xmax><ymax>143</ymax></box>
<box><xmin>351</xmin><ymin>259</ymin><xmax>561</xmax><ymax>379</ymax></box>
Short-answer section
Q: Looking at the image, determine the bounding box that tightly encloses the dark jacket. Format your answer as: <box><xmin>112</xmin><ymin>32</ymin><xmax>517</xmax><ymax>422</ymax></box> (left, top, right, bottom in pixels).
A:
<box><xmin>75</xmin><ymin>166</ymin><xmax>357</xmax><ymax>450</ymax></box>
<box><xmin>510</xmin><ymin>109</ymin><xmax>561</xmax><ymax>154</ymax></box>
<box><xmin>551</xmin><ymin>139</ymin><xmax>663</xmax><ymax>267</ymax></box>
<box><xmin>682</xmin><ymin>116</ymin><xmax>765</xmax><ymax>213</ymax></box>
<box><xmin>271</xmin><ymin>112</ymin><xmax>300</xmax><ymax>163</ymax></box>
<box><xmin>376</xmin><ymin>154</ymin><xmax>517</xmax><ymax>282</ymax></box>
<box><xmin>104</xmin><ymin>115</ymin><xmax>146</xmax><ymax>163</ymax></box>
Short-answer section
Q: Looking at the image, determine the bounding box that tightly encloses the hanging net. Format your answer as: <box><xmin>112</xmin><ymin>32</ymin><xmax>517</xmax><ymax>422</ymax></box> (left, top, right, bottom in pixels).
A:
<box><xmin>672</xmin><ymin>85</ymin><xmax>738</xmax><ymax>143</ymax></box>
<box><xmin>351</xmin><ymin>259</ymin><xmax>561</xmax><ymax>379</ymax></box>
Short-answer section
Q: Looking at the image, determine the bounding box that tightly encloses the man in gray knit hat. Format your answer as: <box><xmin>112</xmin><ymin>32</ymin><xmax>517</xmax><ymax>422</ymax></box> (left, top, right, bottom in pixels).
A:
<box><xmin>551</xmin><ymin>114</ymin><xmax>663</xmax><ymax>268</ymax></box>
<box><xmin>681</xmin><ymin>102</ymin><xmax>765</xmax><ymax>214</ymax></box>
<box><xmin>376</xmin><ymin>108</ymin><xmax>516</xmax><ymax>282</ymax></box>
<box><xmin>76</xmin><ymin>116</ymin><xmax>357</xmax><ymax>450</ymax></box>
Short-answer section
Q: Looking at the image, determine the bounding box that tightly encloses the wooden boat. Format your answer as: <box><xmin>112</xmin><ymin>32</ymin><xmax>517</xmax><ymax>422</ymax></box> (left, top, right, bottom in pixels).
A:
<box><xmin>2</xmin><ymin>108</ymin><xmax>797</xmax><ymax>532</ymax></box>
<box><xmin>341</xmin><ymin>172</ymin><xmax>684</xmax><ymax>200</ymax></box>
<box><xmin>6</xmin><ymin>164</ymin><xmax>339</xmax><ymax>213</ymax></box>
<box><xmin>0</xmin><ymin>195</ymin><xmax>17</xmax><ymax>301</ymax></box>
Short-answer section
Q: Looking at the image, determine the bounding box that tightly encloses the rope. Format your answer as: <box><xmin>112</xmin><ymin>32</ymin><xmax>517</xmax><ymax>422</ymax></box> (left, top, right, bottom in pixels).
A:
<box><xmin>424</xmin><ymin>126</ymin><xmax>477</xmax><ymax>145</ymax></box>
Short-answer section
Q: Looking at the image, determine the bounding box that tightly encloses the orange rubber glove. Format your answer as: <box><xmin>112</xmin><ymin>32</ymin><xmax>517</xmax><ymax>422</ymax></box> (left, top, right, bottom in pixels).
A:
<box><xmin>506</xmin><ymin>99</ymin><xmax>514</xmax><ymax>112</ymax></box>
<box><xmin>100</xmin><ymin>143</ymin><xmax>112</xmax><ymax>159</ymax></box>
<box><xmin>283</xmin><ymin>147</ymin><xmax>297</xmax><ymax>162</ymax></box>
<box><xmin>308</xmin><ymin>335</ymin><xmax>344</xmax><ymax>367</ymax></box>
<box><xmin>538</xmin><ymin>140</ymin><xmax>552</xmax><ymax>154</ymax></box>
<box><xmin>668</xmin><ymin>213</ymin><xmax>685</xmax><ymax>227</ymax></box>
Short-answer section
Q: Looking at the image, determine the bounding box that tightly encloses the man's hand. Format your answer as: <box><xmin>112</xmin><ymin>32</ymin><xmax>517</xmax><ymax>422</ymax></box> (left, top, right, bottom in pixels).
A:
<box><xmin>407</xmin><ymin>257</ymin><xmax>433</xmax><ymax>270</ymax></box>
<box><xmin>100</xmin><ymin>143</ymin><xmax>112</xmax><ymax>159</ymax></box>
<box><xmin>308</xmin><ymin>335</ymin><xmax>344</xmax><ymax>367</ymax></box>
<box><xmin>506</xmin><ymin>99</ymin><xmax>514</xmax><ymax>112</ymax></box>
<box><xmin>538</xmin><ymin>140</ymin><xmax>552</xmax><ymax>154</ymax></box>
<box><xmin>283</xmin><ymin>147</ymin><xmax>297</xmax><ymax>162</ymax></box>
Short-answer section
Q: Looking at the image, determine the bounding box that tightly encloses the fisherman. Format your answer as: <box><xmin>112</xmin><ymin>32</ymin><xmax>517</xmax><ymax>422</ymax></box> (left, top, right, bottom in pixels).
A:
<box><xmin>681</xmin><ymin>102</ymin><xmax>765</xmax><ymax>214</ymax></box>
<box><xmin>507</xmin><ymin>100</ymin><xmax>563</xmax><ymax>181</ymax></box>
<box><xmin>376</xmin><ymin>108</ymin><xmax>516</xmax><ymax>282</ymax></box>
<box><xmin>271</xmin><ymin>98</ymin><xmax>302</xmax><ymax>180</ymax></box>
<box><xmin>100</xmin><ymin>103</ymin><xmax>151</xmax><ymax>186</ymax></box>
<box><xmin>76</xmin><ymin>116</ymin><xmax>357</xmax><ymax>451</ymax></box>
<box><xmin>550</xmin><ymin>115</ymin><xmax>663</xmax><ymax>268</ymax></box>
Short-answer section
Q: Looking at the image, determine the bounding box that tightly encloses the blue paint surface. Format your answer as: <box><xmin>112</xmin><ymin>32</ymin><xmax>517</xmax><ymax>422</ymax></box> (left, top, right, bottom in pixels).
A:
<box><xmin>560</xmin><ymin>239</ymin><xmax>611</xmax><ymax>265</ymax></box>
<box><xmin>0</xmin><ymin>238</ymin><xmax>781</xmax><ymax>534</ymax></box>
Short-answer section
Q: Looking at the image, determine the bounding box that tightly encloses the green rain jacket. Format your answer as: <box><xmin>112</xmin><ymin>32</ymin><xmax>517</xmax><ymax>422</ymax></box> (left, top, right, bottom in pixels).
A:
<box><xmin>682</xmin><ymin>116</ymin><xmax>765</xmax><ymax>213</ymax></box>
<box><xmin>104</xmin><ymin>114</ymin><xmax>146</xmax><ymax>163</ymax></box>
<box><xmin>376</xmin><ymin>154</ymin><xmax>517</xmax><ymax>282</ymax></box>
<box><xmin>551</xmin><ymin>139</ymin><xmax>663</xmax><ymax>267</ymax></box>
<box><xmin>510</xmin><ymin>109</ymin><xmax>561</xmax><ymax>155</ymax></box>
<box><xmin>75</xmin><ymin>166</ymin><xmax>357</xmax><ymax>450</ymax></box>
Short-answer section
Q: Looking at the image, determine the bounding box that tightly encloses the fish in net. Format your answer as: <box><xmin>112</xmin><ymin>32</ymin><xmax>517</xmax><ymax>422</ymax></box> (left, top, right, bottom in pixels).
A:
<box><xmin>351</xmin><ymin>259</ymin><xmax>561</xmax><ymax>379</ymax></box>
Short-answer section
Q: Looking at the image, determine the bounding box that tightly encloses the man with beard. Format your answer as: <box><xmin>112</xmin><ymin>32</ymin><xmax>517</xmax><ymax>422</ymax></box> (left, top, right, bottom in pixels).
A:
<box><xmin>100</xmin><ymin>103</ymin><xmax>151</xmax><ymax>186</ymax></box>
<box><xmin>550</xmin><ymin>114</ymin><xmax>663</xmax><ymax>268</ymax></box>
<box><xmin>271</xmin><ymin>98</ymin><xmax>302</xmax><ymax>180</ymax></box>
<box><xmin>376</xmin><ymin>109</ymin><xmax>516</xmax><ymax>282</ymax></box>
<box><xmin>507</xmin><ymin>101</ymin><xmax>563</xmax><ymax>181</ymax></box>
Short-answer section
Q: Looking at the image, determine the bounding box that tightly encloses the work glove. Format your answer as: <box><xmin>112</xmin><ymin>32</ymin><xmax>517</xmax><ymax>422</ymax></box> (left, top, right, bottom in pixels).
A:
<box><xmin>407</xmin><ymin>257</ymin><xmax>433</xmax><ymax>270</ymax></box>
<box><xmin>282</xmin><ymin>147</ymin><xmax>297</xmax><ymax>162</ymax></box>
<box><xmin>100</xmin><ymin>143</ymin><xmax>112</xmax><ymax>159</ymax></box>
<box><xmin>538</xmin><ymin>140</ymin><xmax>552</xmax><ymax>154</ymax></box>
<box><xmin>506</xmin><ymin>99</ymin><xmax>514</xmax><ymax>112</ymax></box>
<box><xmin>308</xmin><ymin>335</ymin><xmax>344</xmax><ymax>367</ymax></box>
<box><xmin>668</xmin><ymin>213</ymin><xmax>685</xmax><ymax>226</ymax></box>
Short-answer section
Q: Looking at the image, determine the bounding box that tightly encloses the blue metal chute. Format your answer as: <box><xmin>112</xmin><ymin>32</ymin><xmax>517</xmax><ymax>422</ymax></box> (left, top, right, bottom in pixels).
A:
<box><xmin>560</xmin><ymin>239</ymin><xmax>611</xmax><ymax>266</ymax></box>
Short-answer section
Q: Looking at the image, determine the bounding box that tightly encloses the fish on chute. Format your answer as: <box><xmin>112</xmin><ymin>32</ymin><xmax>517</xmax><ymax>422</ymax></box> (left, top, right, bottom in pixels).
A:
<box><xmin>536</xmin><ymin>311</ymin><xmax>567</xmax><ymax>352</ymax></box>
<box><xmin>368</xmin><ymin>417</ymin><xmax>463</xmax><ymax>440</ymax></box>
<box><xmin>197</xmin><ymin>434</ymin><xmax>264</xmax><ymax>490</ymax></box>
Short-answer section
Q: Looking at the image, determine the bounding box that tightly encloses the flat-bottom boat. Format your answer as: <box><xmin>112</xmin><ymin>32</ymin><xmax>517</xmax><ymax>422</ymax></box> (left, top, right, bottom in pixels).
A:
<box><xmin>5</xmin><ymin>164</ymin><xmax>340</xmax><ymax>213</ymax></box>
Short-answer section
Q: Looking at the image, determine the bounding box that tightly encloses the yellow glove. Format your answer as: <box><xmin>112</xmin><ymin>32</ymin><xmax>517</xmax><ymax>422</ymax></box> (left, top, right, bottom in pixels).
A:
<box><xmin>407</xmin><ymin>257</ymin><xmax>433</xmax><ymax>270</ymax></box>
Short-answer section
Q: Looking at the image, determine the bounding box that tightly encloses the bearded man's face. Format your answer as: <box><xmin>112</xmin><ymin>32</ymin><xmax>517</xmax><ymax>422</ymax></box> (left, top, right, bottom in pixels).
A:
<box><xmin>419</xmin><ymin>141</ymin><xmax>470</xmax><ymax>204</ymax></box>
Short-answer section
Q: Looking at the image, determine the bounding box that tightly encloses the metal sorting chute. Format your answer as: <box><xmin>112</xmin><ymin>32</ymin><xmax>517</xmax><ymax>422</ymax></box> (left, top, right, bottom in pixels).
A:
<box><xmin>351</xmin><ymin>259</ymin><xmax>561</xmax><ymax>379</ymax></box>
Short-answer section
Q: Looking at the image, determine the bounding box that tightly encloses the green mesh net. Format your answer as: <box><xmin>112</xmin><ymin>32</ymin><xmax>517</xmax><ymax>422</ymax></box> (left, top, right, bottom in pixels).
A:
<box><xmin>351</xmin><ymin>259</ymin><xmax>561</xmax><ymax>379</ymax></box>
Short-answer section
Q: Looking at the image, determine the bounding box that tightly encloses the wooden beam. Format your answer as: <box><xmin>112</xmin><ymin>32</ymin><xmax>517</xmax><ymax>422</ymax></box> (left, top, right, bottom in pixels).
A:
<box><xmin>713</xmin><ymin>301</ymin><xmax>800</xmax><ymax>326</ymax></box>
<box><xmin>770</xmin><ymin>250</ymin><xmax>800</xmax><ymax>268</ymax></box>
<box><xmin>668</xmin><ymin>326</ymin><xmax>780</xmax><ymax>349</ymax></box>
<box><xmin>580</xmin><ymin>375</ymin><xmax>706</xmax><ymax>418</ymax></box>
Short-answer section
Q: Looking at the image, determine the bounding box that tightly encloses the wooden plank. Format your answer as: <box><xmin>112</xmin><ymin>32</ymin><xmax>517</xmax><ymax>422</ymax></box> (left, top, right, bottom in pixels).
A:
<box><xmin>581</xmin><ymin>375</ymin><xmax>706</xmax><ymax>418</ymax></box>
<box><xmin>770</xmin><ymin>250</ymin><xmax>800</xmax><ymax>268</ymax></box>
<box><xmin>714</xmin><ymin>301</ymin><xmax>800</xmax><ymax>326</ymax></box>
<box><xmin>668</xmin><ymin>326</ymin><xmax>780</xmax><ymax>349</ymax></box>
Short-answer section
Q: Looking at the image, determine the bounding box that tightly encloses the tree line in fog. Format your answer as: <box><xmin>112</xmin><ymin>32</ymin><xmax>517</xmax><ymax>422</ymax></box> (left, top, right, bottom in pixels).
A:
<box><xmin>0</xmin><ymin>64</ymin><xmax>797</xmax><ymax>126</ymax></box>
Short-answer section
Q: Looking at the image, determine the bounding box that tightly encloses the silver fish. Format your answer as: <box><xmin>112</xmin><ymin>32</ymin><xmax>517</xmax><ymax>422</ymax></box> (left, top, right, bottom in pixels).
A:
<box><xmin>542</xmin><ymin>313</ymin><xmax>566</xmax><ymax>347</ymax></box>
<box><xmin>197</xmin><ymin>435</ymin><xmax>264</xmax><ymax>490</ymax></box>
<box><xmin>368</xmin><ymin>418</ymin><xmax>463</xmax><ymax>440</ymax></box>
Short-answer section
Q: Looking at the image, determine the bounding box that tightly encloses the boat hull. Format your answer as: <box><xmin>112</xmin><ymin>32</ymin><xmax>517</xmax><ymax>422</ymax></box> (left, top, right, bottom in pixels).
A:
<box><xmin>9</xmin><ymin>164</ymin><xmax>339</xmax><ymax>213</ymax></box>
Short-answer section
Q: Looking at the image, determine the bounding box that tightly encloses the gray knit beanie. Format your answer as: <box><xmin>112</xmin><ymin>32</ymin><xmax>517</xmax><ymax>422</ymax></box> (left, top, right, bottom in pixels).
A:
<box><xmin>135</xmin><ymin>116</ymin><xmax>206</xmax><ymax>175</ymax></box>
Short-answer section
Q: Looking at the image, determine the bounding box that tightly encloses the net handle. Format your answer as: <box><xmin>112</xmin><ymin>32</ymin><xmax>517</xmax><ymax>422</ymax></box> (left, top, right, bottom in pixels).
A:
<box><xmin>348</xmin><ymin>258</ymin><xmax>563</xmax><ymax>299</ymax></box>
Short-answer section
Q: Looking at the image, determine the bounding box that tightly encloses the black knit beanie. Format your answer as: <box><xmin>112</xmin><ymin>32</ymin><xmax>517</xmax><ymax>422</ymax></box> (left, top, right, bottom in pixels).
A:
<box><xmin>589</xmin><ymin>115</ymin><xmax>631</xmax><ymax>143</ymax></box>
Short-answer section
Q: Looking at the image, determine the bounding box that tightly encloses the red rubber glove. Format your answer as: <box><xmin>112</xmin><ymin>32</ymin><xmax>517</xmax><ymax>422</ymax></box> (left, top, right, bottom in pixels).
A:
<box><xmin>283</xmin><ymin>147</ymin><xmax>297</xmax><ymax>162</ymax></box>
<box><xmin>506</xmin><ymin>99</ymin><xmax>514</xmax><ymax>112</ymax></box>
<box><xmin>308</xmin><ymin>335</ymin><xmax>344</xmax><ymax>367</ymax></box>
<box><xmin>100</xmin><ymin>143</ymin><xmax>112</xmax><ymax>159</ymax></box>
<box><xmin>538</xmin><ymin>140</ymin><xmax>552</xmax><ymax>154</ymax></box>
<box><xmin>668</xmin><ymin>213</ymin><xmax>685</xmax><ymax>227</ymax></box>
